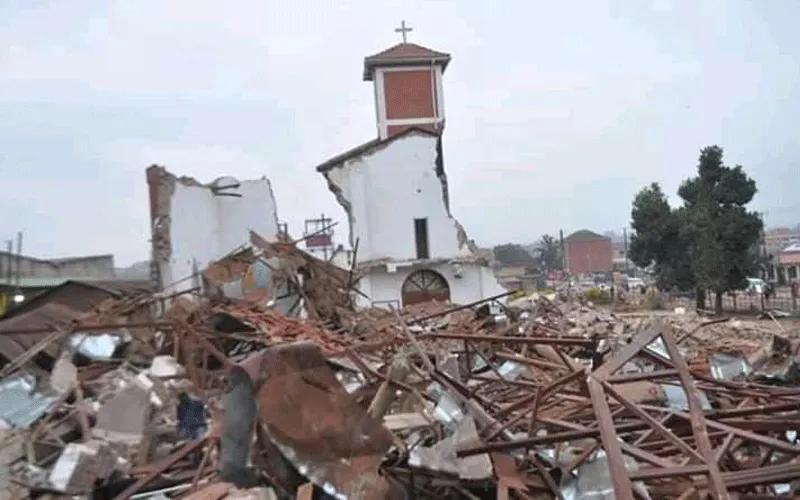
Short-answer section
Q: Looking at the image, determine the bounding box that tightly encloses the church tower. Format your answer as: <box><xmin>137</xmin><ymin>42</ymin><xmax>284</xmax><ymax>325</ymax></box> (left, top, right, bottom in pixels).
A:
<box><xmin>363</xmin><ymin>21</ymin><xmax>451</xmax><ymax>140</ymax></box>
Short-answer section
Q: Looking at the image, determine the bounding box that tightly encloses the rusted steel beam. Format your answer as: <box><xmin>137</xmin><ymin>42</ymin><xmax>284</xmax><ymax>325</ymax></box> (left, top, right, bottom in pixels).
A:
<box><xmin>406</xmin><ymin>291</ymin><xmax>515</xmax><ymax>324</ymax></box>
<box><xmin>459</xmin><ymin>421</ymin><xmax>656</xmax><ymax>457</ymax></box>
<box><xmin>185</xmin><ymin>327</ymin><xmax>233</xmax><ymax>369</ymax></box>
<box><xmin>662</xmin><ymin>327</ymin><xmax>730</xmax><ymax>499</ymax></box>
<box><xmin>586</xmin><ymin>375</ymin><xmax>635</xmax><ymax>500</ymax></box>
<box><xmin>494</xmin><ymin>352</ymin><xmax>570</xmax><ymax>371</ymax></box>
<box><xmin>113</xmin><ymin>439</ymin><xmax>207</xmax><ymax>500</ymax></box>
<box><xmin>628</xmin><ymin>464</ymin><xmax>711</xmax><ymax>481</ymax></box>
<box><xmin>525</xmin><ymin>387</ymin><xmax>541</xmax><ymax>442</ymax></box>
<box><xmin>602</xmin><ymin>380</ymin><xmax>705</xmax><ymax>463</ymax></box>
<box><xmin>496</xmin><ymin>369</ymin><xmax>584</xmax><ymax>418</ymax></box>
<box><xmin>591</xmin><ymin>324</ymin><xmax>662</xmax><ymax>380</ymax></box>
<box><xmin>606</xmin><ymin>369</ymin><xmax>680</xmax><ymax>383</ymax></box>
<box><xmin>420</xmin><ymin>332</ymin><xmax>594</xmax><ymax>347</ymax></box>
<box><xmin>641</xmin><ymin>404</ymin><xmax>800</xmax><ymax>455</ymax></box>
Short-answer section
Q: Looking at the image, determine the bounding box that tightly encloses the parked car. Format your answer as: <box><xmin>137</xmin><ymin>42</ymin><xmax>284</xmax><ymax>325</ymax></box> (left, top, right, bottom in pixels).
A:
<box><xmin>744</xmin><ymin>277</ymin><xmax>769</xmax><ymax>294</ymax></box>
<box><xmin>627</xmin><ymin>277</ymin><xmax>645</xmax><ymax>289</ymax></box>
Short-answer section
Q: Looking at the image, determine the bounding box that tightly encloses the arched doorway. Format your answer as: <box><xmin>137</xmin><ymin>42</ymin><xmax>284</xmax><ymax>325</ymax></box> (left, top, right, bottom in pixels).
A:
<box><xmin>401</xmin><ymin>269</ymin><xmax>451</xmax><ymax>307</ymax></box>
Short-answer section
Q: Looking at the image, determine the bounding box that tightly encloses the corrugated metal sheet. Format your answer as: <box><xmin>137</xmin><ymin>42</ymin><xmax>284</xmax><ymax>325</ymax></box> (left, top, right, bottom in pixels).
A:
<box><xmin>70</xmin><ymin>332</ymin><xmax>125</xmax><ymax>359</ymax></box>
<box><xmin>0</xmin><ymin>376</ymin><xmax>56</xmax><ymax>428</ymax></box>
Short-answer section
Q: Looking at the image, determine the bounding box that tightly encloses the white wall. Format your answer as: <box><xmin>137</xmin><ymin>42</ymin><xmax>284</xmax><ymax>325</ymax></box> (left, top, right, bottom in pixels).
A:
<box><xmin>325</xmin><ymin>133</ymin><xmax>471</xmax><ymax>263</ymax></box>
<box><xmin>159</xmin><ymin>178</ymin><xmax>280</xmax><ymax>294</ymax></box>
<box><xmin>356</xmin><ymin>262</ymin><xmax>507</xmax><ymax>309</ymax></box>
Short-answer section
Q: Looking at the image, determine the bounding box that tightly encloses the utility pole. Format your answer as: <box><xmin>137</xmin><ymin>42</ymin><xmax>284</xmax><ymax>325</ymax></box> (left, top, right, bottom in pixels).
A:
<box><xmin>15</xmin><ymin>232</ymin><xmax>22</xmax><ymax>289</ymax></box>
<box><xmin>10</xmin><ymin>233</ymin><xmax>23</xmax><ymax>307</ymax></box>
<box><xmin>1</xmin><ymin>240</ymin><xmax>11</xmax><ymax>316</ymax></box>
<box><xmin>623</xmin><ymin>227</ymin><xmax>629</xmax><ymax>275</ymax></box>
<box><xmin>4</xmin><ymin>240</ymin><xmax>11</xmax><ymax>285</ymax></box>
<box><xmin>759</xmin><ymin>211</ymin><xmax>768</xmax><ymax>281</ymax></box>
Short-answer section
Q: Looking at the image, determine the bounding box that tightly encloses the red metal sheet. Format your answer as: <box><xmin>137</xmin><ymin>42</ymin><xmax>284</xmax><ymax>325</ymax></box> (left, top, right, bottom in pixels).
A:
<box><xmin>254</xmin><ymin>342</ymin><xmax>403</xmax><ymax>499</ymax></box>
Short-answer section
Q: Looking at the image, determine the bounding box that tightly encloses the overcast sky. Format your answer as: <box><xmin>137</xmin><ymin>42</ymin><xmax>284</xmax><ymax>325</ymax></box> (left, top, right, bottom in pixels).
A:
<box><xmin>1</xmin><ymin>0</ymin><xmax>798</xmax><ymax>266</ymax></box>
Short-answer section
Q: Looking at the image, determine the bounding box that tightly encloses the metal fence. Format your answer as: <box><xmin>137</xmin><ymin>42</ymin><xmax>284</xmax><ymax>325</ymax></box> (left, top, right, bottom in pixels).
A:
<box><xmin>705</xmin><ymin>288</ymin><xmax>798</xmax><ymax>314</ymax></box>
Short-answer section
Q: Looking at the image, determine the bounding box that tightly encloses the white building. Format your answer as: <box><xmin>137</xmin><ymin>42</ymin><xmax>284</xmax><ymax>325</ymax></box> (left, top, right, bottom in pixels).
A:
<box><xmin>314</xmin><ymin>39</ymin><xmax>505</xmax><ymax>309</ymax></box>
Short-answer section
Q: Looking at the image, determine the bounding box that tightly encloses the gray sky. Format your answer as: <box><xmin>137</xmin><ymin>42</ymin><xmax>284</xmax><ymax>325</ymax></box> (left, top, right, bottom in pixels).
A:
<box><xmin>1</xmin><ymin>0</ymin><xmax>798</xmax><ymax>266</ymax></box>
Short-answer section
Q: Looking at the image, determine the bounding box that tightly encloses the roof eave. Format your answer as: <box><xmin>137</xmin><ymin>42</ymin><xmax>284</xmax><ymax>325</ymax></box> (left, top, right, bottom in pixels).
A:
<box><xmin>363</xmin><ymin>56</ymin><xmax>451</xmax><ymax>81</ymax></box>
<box><xmin>315</xmin><ymin>127</ymin><xmax>439</xmax><ymax>173</ymax></box>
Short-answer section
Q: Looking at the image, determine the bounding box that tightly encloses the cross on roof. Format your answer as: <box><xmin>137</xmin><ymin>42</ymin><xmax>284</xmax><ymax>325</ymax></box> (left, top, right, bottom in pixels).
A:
<box><xmin>394</xmin><ymin>20</ymin><xmax>412</xmax><ymax>43</ymax></box>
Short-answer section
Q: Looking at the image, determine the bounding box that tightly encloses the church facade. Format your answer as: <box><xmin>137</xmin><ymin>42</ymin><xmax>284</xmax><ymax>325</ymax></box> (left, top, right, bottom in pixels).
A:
<box><xmin>315</xmin><ymin>36</ymin><xmax>505</xmax><ymax>309</ymax></box>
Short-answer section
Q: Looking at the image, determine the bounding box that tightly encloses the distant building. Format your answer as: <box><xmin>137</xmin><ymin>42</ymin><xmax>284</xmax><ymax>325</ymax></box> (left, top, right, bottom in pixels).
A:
<box><xmin>763</xmin><ymin>228</ymin><xmax>800</xmax><ymax>284</ymax></box>
<box><xmin>564</xmin><ymin>230</ymin><xmax>613</xmax><ymax>276</ymax></box>
<box><xmin>495</xmin><ymin>266</ymin><xmax>540</xmax><ymax>291</ymax></box>
<box><xmin>772</xmin><ymin>242</ymin><xmax>800</xmax><ymax>284</ymax></box>
<box><xmin>765</xmin><ymin>227</ymin><xmax>800</xmax><ymax>257</ymax></box>
<box><xmin>0</xmin><ymin>252</ymin><xmax>114</xmax><ymax>280</ymax></box>
<box><xmin>115</xmin><ymin>260</ymin><xmax>152</xmax><ymax>281</ymax></box>
<box><xmin>302</xmin><ymin>214</ymin><xmax>336</xmax><ymax>261</ymax></box>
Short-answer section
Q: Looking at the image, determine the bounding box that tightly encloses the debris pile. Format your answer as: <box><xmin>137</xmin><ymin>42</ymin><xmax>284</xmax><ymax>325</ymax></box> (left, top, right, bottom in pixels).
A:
<box><xmin>1</xmin><ymin>241</ymin><xmax>799</xmax><ymax>499</ymax></box>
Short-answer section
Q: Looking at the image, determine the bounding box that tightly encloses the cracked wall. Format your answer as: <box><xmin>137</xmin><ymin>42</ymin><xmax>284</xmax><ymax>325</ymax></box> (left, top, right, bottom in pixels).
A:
<box><xmin>146</xmin><ymin>165</ymin><xmax>280</xmax><ymax>294</ymax></box>
<box><xmin>320</xmin><ymin>132</ymin><xmax>477</xmax><ymax>265</ymax></box>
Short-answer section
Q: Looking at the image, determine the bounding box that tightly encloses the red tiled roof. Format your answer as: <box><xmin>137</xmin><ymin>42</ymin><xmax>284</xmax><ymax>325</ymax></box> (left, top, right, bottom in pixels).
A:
<box><xmin>363</xmin><ymin>43</ymin><xmax>451</xmax><ymax>81</ymax></box>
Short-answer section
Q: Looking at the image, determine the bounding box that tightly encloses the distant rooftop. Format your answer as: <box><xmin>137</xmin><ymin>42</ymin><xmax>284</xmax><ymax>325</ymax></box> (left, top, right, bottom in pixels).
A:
<box><xmin>0</xmin><ymin>251</ymin><xmax>113</xmax><ymax>268</ymax></box>
<box><xmin>0</xmin><ymin>276</ymin><xmax>148</xmax><ymax>290</ymax></box>
<box><xmin>565</xmin><ymin>230</ymin><xmax>609</xmax><ymax>242</ymax></box>
<box><xmin>783</xmin><ymin>242</ymin><xmax>800</xmax><ymax>253</ymax></box>
<box><xmin>363</xmin><ymin>42</ymin><xmax>451</xmax><ymax>81</ymax></box>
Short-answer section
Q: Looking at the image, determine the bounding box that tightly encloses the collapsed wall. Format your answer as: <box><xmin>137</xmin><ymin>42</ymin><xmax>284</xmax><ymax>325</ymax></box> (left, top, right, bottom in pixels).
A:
<box><xmin>145</xmin><ymin>165</ymin><xmax>281</xmax><ymax>296</ymax></box>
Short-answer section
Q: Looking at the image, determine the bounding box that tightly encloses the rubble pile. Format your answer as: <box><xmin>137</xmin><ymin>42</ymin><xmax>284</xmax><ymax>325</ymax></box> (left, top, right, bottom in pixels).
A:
<box><xmin>1</xmin><ymin>245</ymin><xmax>800</xmax><ymax>499</ymax></box>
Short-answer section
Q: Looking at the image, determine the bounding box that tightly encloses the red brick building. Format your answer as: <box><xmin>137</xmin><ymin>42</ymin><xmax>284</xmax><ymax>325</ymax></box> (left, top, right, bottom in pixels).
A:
<box><xmin>564</xmin><ymin>230</ymin><xmax>613</xmax><ymax>276</ymax></box>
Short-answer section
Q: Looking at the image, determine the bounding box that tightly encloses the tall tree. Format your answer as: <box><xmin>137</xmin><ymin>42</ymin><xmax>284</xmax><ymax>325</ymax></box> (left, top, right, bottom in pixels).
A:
<box><xmin>628</xmin><ymin>146</ymin><xmax>763</xmax><ymax>313</ymax></box>
<box><xmin>678</xmin><ymin>146</ymin><xmax>762</xmax><ymax>313</ymax></box>
<box><xmin>536</xmin><ymin>234</ymin><xmax>562</xmax><ymax>271</ymax></box>
<box><xmin>629</xmin><ymin>183</ymin><xmax>693</xmax><ymax>293</ymax></box>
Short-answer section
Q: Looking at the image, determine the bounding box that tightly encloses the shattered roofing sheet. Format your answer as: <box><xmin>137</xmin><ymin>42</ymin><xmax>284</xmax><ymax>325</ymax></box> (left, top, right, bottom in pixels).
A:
<box><xmin>0</xmin><ymin>376</ymin><xmax>56</xmax><ymax>428</ymax></box>
<box><xmin>253</xmin><ymin>342</ymin><xmax>400</xmax><ymax>499</ymax></box>
<box><xmin>70</xmin><ymin>332</ymin><xmax>125</xmax><ymax>359</ymax></box>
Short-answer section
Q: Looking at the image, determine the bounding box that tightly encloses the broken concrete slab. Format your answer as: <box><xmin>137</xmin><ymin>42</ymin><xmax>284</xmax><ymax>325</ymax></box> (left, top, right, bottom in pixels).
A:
<box><xmin>50</xmin><ymin>354</ymin><xmax>78</xmax><ymax>394</ymax></box>
<box><xmin>92</xmin><ymin>385</ymin><xmax>151</xmax><ymax>445</ymax></box>
<box><xmin>49</xmin><ymin>440</ymin><xmax>114</xmax><ymax>493</ymax></box>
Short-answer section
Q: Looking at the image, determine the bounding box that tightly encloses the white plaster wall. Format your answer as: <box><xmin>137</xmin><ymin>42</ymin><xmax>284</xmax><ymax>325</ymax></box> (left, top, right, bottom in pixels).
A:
<box><xmin>160</xmin><ymin>179</ymin><xmax>280</xmax><ymax>294</ymax></box>
<box><xmin>355</xmin><ymin>262</ymin><xmax>507</xmax><ymax>309</ymax></box>
<box><xmin>325</xmin><ymin>134</ymin><xmax>470</xmax><ymax>263</ymax></box>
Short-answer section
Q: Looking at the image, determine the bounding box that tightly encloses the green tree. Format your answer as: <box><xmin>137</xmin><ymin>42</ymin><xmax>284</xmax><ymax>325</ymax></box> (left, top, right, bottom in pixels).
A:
<box><xmin>536</xmin><ymin>234</ymin><xmax>562</xmax><ymax>271</ymax></box>
<box><xmin>629</xmin><ymin>146</ymin><xmax>763</xmax><ymax>314</ymax></box>
<box><xmin>678</xmin><ymin>146</ymin><xmax>763</xmax><ymax>313</ymax></box>
<box><xmin>629</xmin><ymin>183</ymin><xmax>694</xmax><ymax>292</ymax></box>
<box><xmin>492</xmin><ymin>244</ymin><xmax>536</xmax><ymax>267</ymax></box>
